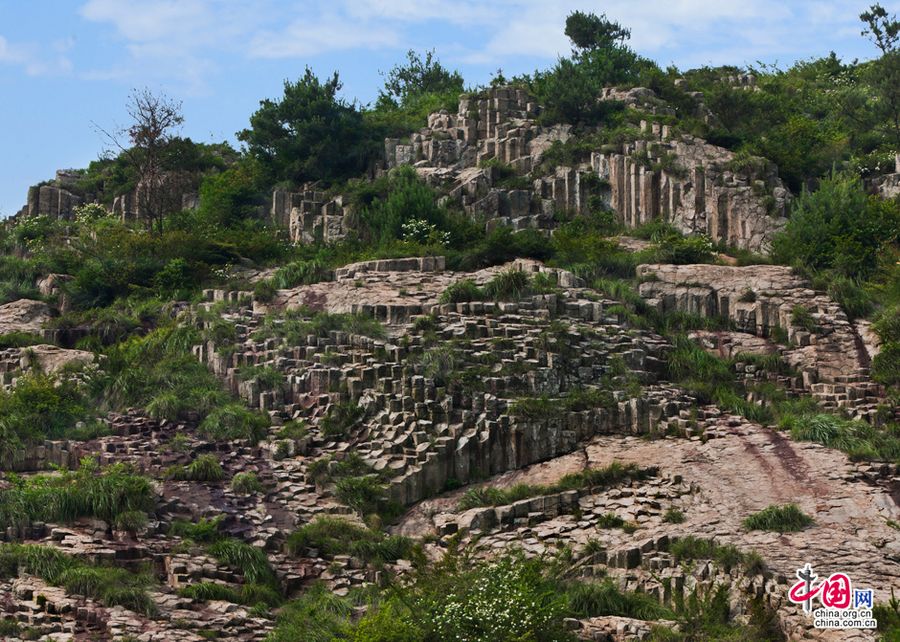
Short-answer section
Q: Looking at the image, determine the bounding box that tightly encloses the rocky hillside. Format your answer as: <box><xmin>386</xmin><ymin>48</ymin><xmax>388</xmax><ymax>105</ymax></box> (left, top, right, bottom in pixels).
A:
<box><xmin>0</xmin><ymin>9</ymin><xmax>899</xmax><ymax>642</ymax></box>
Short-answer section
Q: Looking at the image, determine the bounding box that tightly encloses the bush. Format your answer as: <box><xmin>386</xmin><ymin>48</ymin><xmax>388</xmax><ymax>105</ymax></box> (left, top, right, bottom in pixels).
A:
<box><xmin>565</xmin><ymin>579</ymin><xmax>672</xmax><ymax>620</ymax></box>
<box><xmin>1</xmin><ymin>544</ymin><xmax>157</xmax><ymax>616</ymax></box>
<box><xmin>199</xmin><ymin>403</ymin><xmax>270</xmax><ymax>443</ymax></box>
<box><xmin>168</xmin><ymin>454</ymin><xmax>225</xmax><ymax>482</ymax></box>
<box><xmin>743</xmin><ymin>504</ymin><xmax>814</xmax><ymax>532</ymax></box>
<box><xmin>208</xmin><ymin>539</ymin><xmax>277</xmax><ymax>587</ymax></box>
<box><xmin>483</xmin><ymin>269</ymin><xmax>531</xmax><ymax>301</ymax></box>
<box><xmin>286</xmin><ymin>516</ymin><xmax>416</xmax><ymax>564</ymax></box>
<box><xmin>319</xmin><ymin>401</ymin><xmax>365</xmax><ymax>438</ymax></box>
<box><xmin>169</xmin><ymin>516</ymin><xmax>223</xmax><ymax>543</ymax></box>
<box><xmin>439</xmin><ymin>278</ymin><xmax>484</xmax><ymax>304</ymax></box>
<box><xmin>231</xmin><ymin>472</ymin><xmax>265</xmax><ymax>495</ymax></box>
<box><xmin>772</xmin><ymin>172</ymin><xmax>899</xmax><ymax>279</ymax></box>
<box><xmin>663</xmin><ymin>508</ymin><xmax>685</xmax><ymax>524</ymax></box>
<box><xmin>0</xmin><ymin>459</ymin><xmax>155</xmax><ymax>530</ymax></box>
<box><xmin>0</xmin><ymin>373</ymin><xmax>93</xmax><ymax>462</ymax></box>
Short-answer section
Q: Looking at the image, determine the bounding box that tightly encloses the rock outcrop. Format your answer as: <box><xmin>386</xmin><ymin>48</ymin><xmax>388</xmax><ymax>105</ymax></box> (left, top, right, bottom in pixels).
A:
<box><xmin>636</xmin><ymin>263</ymin><xmax>886</xmax><ymax>420</ymax></box>
<box><xmin>0</xmin><ymin>298</ymin><xmax>52</xmax><ymax>335</ymax></box>
<box><xmin>373</xmin><ymin>86</ymin><xmax>788</xmax><ymax>252</ymax></box>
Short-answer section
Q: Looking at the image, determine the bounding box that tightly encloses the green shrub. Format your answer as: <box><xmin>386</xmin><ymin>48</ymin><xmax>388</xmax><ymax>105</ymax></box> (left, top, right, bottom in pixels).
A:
<box><xmin>168</xmin><ymin>454</ymin><xmax>225</xmax><ymax>482</ymax></box>
<box><xmin>208</xmin><ymin>539</ymin><xmax>277</xmax><ymax>587</ymax></box>
<box><xmin>253</xmin><ymin>279</ymin><xmax>278</xmax><ymax>302</ymax></box>
<box><xmin>0</xmin><ymin>373</ymin><xmax>94</xmax><ymax>462</ymax></box>
<box><xmin>483</xmin><ymin>269</ymin><xmax>531</xmax><ymax>301</ymax></box>
<box><xmin>199</xmin><ymin>403</ymin><xmax>270</xmax><ymax>443</ymax></box>
<box><xmin>663</xmin><ymin>508</ymin><xmax>685</xmax><ymax>524</ymax></box>
<box><xmin>772</xmin><ymin>172</ymin><xmax>899</xmax><ymax>278</ymax></box>
<box><xmin>169</xmin><ymin>516</ymin><xmax>224</xmax><ymax>543</ymax></box>
<box><xmin>439</xmin><ymin>278</ymin><xmax>484</xmax><ymax>304</ymax></box>
<box><xmin>743</xmin><ymin>504</ymin><xmax>814</xmax><ymax>532</ymax></box>
<box><xmin>319</xmin><ymin>401</ymin><xmax>365</xmax><ymax>438</ymax></box>
<box><xmin>0</xmin><ymin>459</ymin><xmax>155</xmax><ymax>530</ymax></box>
<box><xmin>273</xmin><ymin>259</ymin><xmax>329</xmax><ymax>288</ymax></box>
<box><xmin>564</xmin><ymin>579</ymin><xmax>673</xmax><ymax>620</ymax></box>
<box><xmin>1</xmin><ymin>544</ymin><xmax>157</xmax><ymax>616</ymax></box>
<box><xmin>231</xmin><ymin>472</ymin><xmax>265</xmax><ymax>495</ymax></box>
<box><xmin>114</xmin><ymin>510</ymin><xmax>148</xmax><ymax>534</ymax></box>
<box><xmin>286</xmin><ymin>516</ymin><xmax>416</xmax><ymax>564</ymax></box>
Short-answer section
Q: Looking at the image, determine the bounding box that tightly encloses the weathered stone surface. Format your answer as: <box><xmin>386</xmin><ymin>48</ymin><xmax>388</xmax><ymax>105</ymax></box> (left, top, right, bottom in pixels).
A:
<box><xmin>0</xmin><ymin>298</ymin><xmax>52</xmax><ymax>335</ymax></box>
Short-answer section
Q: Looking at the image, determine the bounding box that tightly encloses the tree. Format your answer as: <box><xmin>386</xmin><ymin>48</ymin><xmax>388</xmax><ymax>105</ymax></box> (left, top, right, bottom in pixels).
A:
<box><xmin>116</xmin><ymin>89</ymin><xmax>185</xmax><ymax>232</ymax></box>
<box><xmin>377</xmin><ymin>49</ymin><xmax>464</xmax><ymax>108</ymax></box>
<box><xmin>237</xmin><ymin>68</ymin><xmax>373</xmax><ymax>185</ymax></box>
<box><xmin>564</xmin><ymin>10</ymin><xmax>631</xmax><ymax>51</ymax></box>
<box><xmin>860</xmin><ymin>4</ymin><xmax>900</xmax><ymax>147</ymax></box>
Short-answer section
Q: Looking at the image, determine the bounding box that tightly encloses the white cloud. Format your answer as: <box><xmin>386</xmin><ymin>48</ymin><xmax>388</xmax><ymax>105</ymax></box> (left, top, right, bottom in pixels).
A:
<box><xmin>73</xmin><ymin>0</ymin><xmax>899</xmax><ymax>91</ymax></box>
<box><xmin>248</xmin><ymin>15</ymin><xmax>398</xmax><ymax>58</ymax></box>
<box><xmin>0</xmin><ymin>34</ymin><xmax>73</xmax><ymax>75</ymax></box>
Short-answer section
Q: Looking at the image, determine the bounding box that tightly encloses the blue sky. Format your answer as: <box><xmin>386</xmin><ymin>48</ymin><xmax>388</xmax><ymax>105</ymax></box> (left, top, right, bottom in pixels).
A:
<box><xmin>1</xmin><ymin>0</ymin><xmax>898</xmax><ymax>216</ymax></box>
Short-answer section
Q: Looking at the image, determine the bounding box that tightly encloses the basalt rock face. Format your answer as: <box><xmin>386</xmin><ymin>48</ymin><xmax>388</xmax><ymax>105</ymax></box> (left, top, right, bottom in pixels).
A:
<box><xmin>262</xmin><ymin>86</ymin><xmax>789</xmax><ymax>250</ymax></box>
<box><xmin>380</xmin><ymin>86</ymin><xmax>789</xmax><ymax>252</ymax></box>
<box><xmin>636</xmin><ymin>263</ymin><xmax>887</xmax><ymax>421</ymax></box>
<box><xmin>1</xmin><ymin>256</ymin><xmax>897</xmax><ymax>641</ymax></box>
<box><xmin>592</xmin><ymin>124</ymin><xmax>789</xmax><ymax>251</ymax></box>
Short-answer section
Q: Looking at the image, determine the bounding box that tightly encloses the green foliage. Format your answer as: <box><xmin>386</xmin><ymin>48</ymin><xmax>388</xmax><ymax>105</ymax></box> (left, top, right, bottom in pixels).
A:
<box><xmin>0</xmin><ymin>372</ymin><xmax>94</xmax><ymax>462</ymax></box>
<box><xmin>231</xmin><ymin>472</ymin><xmax>265</xmax><ymax>495</ymax></box>
<box><xmin>663</xmin><ymin>508</ymin><xmax>686</xmax><ymax>524</ymax></box>
<box><xmin>168</xmin><ymin>454</ymin><xmax>226</xmax><ymax>482</ymax></box>
<box><xmin>199</xmin><ymin>403</ymin><xmax>270</xmax><ymax>443</ymax></box>
<box><xmin>0</xmin><ymin>544</ymin><xmax>157</xmax><ymax>616</ymax></box>
<box><xmin>743</xmin><ymin>504</ymin><xmax>814</xmax><ymax>532</ymax></box>
<box><xmin>669</xmin><ymin>536</ymin><xmax>759</xmax><ymax>574</ymax></box>
<box><xmin>772</xmin><ymin>172</ymin><xmax>899</xmax><ymax>278</ymax></box>
<box><xmin>179</xmin><ymin>581</ymin><xmax>282</xmax><ymax>607</ymax></box>
<box><xmin>0</xmin><ymin>459</ymin><xmax>154</xmax><ymax>530</ymax></box>
<box><xmin>168</xmin><ymin>516</ymin><xmax>224</xmax><ymax>543</ymax></box>
<box><xmin>439</xmin><ymin>278</ymin><xmax>484</xmax><ymax>304</ymax></box>
<box><xmin>782</xmin><ymin>413</ymin><xmax>900</xmax><ymax>463</ymax></box>
<box><xmin>238</xmin><ymin>68</ymin><xmax>376</xmax><ymax>185</ymax></box>
<box><xmin>267</xmin><ymin>583</ymin><xmax>353</xmax><ymax>642</ymax></box>
<box><xmin>319</xmin><ymin>401</ymin><xmax>365</xmax><ymax>438</ymax></box>
<box><xmin>483</xmin><ymin>269</ymin><xmax>531</xmax><ymax>301</ymax></box>
<box><xmin>254</xmin><ymin>309</ymin><xmax>386</xmax><ymax>345</ymax></box>
<box><xmin>458</xmin><ymin>462</ymin><xmax>655</xmax><ymax>510</ymax></box>
<box><xmin>286</xmin><ymin>516</ymin><xmax>417</xmax><ymax>564</ymax></box>
<box><xmin>272</xmin><ymin>259</ymin><xmax>329</xmax><ymax>288</ymax></box>
<box><xmin>368</xmin><ymin>49</ymin><xmax>464</xmax><ymax>137</ymax></box>
<box><xmin>565</xmin><ymin>579</ymin><xmax>672</xmax><ymax>620</ymax></box>
<box><xmin>873</xmin><ymin>304</ymin><xmax>900</xmax><ymax>386</ymax></box>
<box><xmin>357</xmin><ymin>166</ymin><xmax>452</xmax><ymax>246</ymax></box>
<box><xmin>0</xmin><ymin>331</ymin><xmax>45</xmax><ymax>349</ymax></box>
<box><xmin>418</xmin><ymin>554</ymin><xmax>573</xmax><ymax>642</ymax></box>
<box><xmin>208</xmin><ymin>538</ymin><xmax>278</xmax><ymax>587</ymax></box>
<box><xmin>334</xmin><ymin>475</ymin><xmax>400</xmax><ymax>519</ymax></box>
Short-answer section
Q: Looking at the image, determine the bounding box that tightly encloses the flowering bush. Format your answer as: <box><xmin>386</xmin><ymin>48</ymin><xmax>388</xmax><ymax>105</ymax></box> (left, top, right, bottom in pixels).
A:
<box><xmin>401</xmin><ymin>218</ymin><xmax>450</xmax><ymax>246</ymax></box>
<box><xmin>414</xmin><ymin>554</ymin><xmax>571</xmax><ymax>642</ymax></box>
<box><xmin>73</xmin><ymin>203</ymin><xmax>112</xmax><ymax>225</ymax></box>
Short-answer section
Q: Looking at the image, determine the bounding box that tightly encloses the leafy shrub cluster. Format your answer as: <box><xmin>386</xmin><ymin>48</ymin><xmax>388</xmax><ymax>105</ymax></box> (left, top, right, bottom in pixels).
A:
<box><xmin>0</xmin><ymin>544</ymin><xmax>157</xmax><ymax>615</ymax></box>
<box><xmin>268</xmin><ymin>548</ymin><xmax>780</xmax><ymax>642</ymax></box>
<box><xmin>0</xmin><ymin>458</ymin><xmax>154</xmax><ymax>530</ymax></box>
<box><xmin>286</xmin><ymin>516</ymin><xmax>418</xmax><ymax>565</ymax></box>
<box><xmin>743</xmin><ymin>504</ymin><xmax>815</xmax><ymax>532</ymax></box>
<box><xmin>457</xmin><ymin>462</ymin><xmax>656</xmax><ymax>510</ymax></box>
<box><xmin>0</xmin><ymin>372</ymin><xmax>96</xmax><ymax>464</ymax></box>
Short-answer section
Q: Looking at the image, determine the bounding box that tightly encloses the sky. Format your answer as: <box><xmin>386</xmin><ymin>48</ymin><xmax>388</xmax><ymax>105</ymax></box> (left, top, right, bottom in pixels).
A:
<box><xmin>1</xmin><ymin>0</ymin><xmax>898</xmax><ymax>217</ymax></box>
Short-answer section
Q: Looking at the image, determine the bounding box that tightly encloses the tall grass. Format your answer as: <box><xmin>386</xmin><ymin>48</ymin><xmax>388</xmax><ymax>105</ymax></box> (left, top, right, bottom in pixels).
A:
<box><xmin>0</xmin><ymin>459</ymin><xmax>155</xmax><ymax>530</ymax></box>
